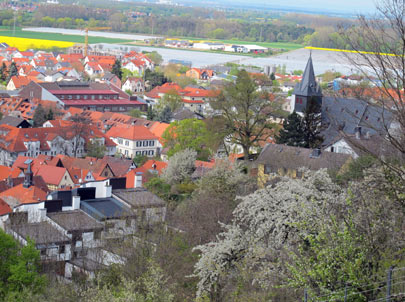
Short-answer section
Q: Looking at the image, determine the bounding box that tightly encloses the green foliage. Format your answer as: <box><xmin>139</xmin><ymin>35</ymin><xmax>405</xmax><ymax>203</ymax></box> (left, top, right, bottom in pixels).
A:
<box><xmin>158</xmin><ymin>106</ymin><xmax>172</xmax><ymax>123</ymax></box>
<box><xmin>156</xmin><ymin>90</ymin><xmax>183</xmax><ymax>113</ymax></box>
<box><xmin>32</xmin><ymin>104</ymin><xmax>47</xmax><ymax>127</ymax></box>
<box><xmin>86</xmin><ymin>139</ymin><xmax>106</xmax><ymax>159</ymax></box>
<box><xmin>145</xmin><ymin>70</ymin><xmax>167</xmax><ymax>91</ymax></box>
<box><xmin>133</xmin><ymin>154</ymin><xmax>148</xmax><ymax>167</ymax></box>
<box><xmin>128</xmin><ymin>109</ymin><xmax>143</xmax><ymax>118</ymax></box>
<box><xmin>147</xmin><ymin>105</ymin><xmax>156</xmax><ymax>121</ymax></box>
<box><xmin>0</xmin><ymin>230</ymin><xmax>46</xmax><ymax>300</ymax></box>
<box><xmin>144</xmin><ymin>51</ymin><xmax>163</xmax><ymax>65</ymax></box>
<box><xmin>276</xmin><ymin>112</ymin><xmax>306</xmax><ymax>147</ymax></box>
<box><xmin>334</xmin><ymin>155</ymin><xmax>376</xmax><ymax>185</ymax></box>
<box><xmin>7</xmin><ymin>62</ymin><xmax>18</xmax><ymax>83</ymax></box>
<box><xmin>162</xmin><ymin>119</ymin><xmax>211</xmax><ymax>160</ymax></box>
<box><xmin>111</xmin><ymin>59</ymin><xmax>123</xmax><ymax>80</ymax></box>
<box><xmin>211</xmin><ymin>70</ymin><xmax>276</xmax><ymax>159</ymax></box>
<box><xmin>144</xmin><ymin>177</ymin><xmax>172</xmax><ymax>202</ymax></box>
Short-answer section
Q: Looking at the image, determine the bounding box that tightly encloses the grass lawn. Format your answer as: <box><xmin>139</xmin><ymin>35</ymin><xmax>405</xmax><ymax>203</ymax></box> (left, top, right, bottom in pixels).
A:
<box><xmin>0</xmin><ymin>27</ymin><xmax>132</xmax><ymax>44</ymax></box>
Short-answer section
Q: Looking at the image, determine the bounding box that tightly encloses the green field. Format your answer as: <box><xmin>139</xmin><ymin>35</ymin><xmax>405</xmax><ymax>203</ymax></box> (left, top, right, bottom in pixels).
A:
<box><xmin>0</xmin><ymin>27</ymin><xmax>132</xmax><ymax>44</ymax></box>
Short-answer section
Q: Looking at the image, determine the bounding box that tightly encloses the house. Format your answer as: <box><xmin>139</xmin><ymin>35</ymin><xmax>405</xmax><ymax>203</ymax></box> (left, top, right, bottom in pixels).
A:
<box><xmin>34</xmin><ymin>165</ymin><xmax>74</xmax><ymax>191</ymax></box>
<box><xmin>6</xmin><ymin>76</ymin><xmax>31</xmax><ymax>90</ymax></box>
<box><xmin>122</xmin><ymin>60</ymin><xmax>146</xmax><ymax>74</ymax></box>
<box><xmin>122</xmin><ymin>77</ymin><xmax>144</xmax><ymax>94</ymax></box>
<box><xmin>106</xmin><ymin>125</ymin><xmax>160</xmax><ymax>158</ymax></box>
<box><xmin>0</xmin><ymin>124</ymin><xmax>116</xmax><ymax>167</ymax></box>
<box><xmin>186</xmin><ymin>68</ymin><xmax>215</xmax><ymax>80</ymax></box>
<box><xmin>0</xmin><ymin>116</ymin><xmax>31</xmax><ymax>128</ymax></box>
<box><xmin>99</xmin><ymin>72</ymin><xmax>122</xmax><ymax>88</ymax></box>
<box><xmin>84</xmin><ymin>62</ymin><xmax>103</xmax><ymax>76</ymax></box>
<box><xmin>256</xmin><ymin>143</ymin><xmax>352</xmax><ymax>188</ymax></box>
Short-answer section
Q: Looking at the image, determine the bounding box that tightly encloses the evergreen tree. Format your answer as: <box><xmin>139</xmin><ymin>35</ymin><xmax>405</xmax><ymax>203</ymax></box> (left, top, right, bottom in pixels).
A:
<box><xmin>111</xmin><ymin>59</ymin><xmax>123</xmax><ymax>80</ymax></box>
<box><xmin>147</xmin><ymin>105</ymin><xmax>155</xmax><ymax>121</ymax></box>
<box><xmin>46</xmin><ymin>109</ymin><xmax>54</xmax><ymax>121</ymax></box>
<box><xmin>158</xmin><ymin>106</ymin><xmax>172</xmax><ymax>123</ymax></box>
<box><xmin>33</xmin><ymin>104</ymin><xmax>47</xmax><ymax>127</ymax></box>
<box><xmin>0</xmin><ymin>62</ymin><xmax>6</xmax><ymax>82</ymax></box>
<box><xmin>7</xmin><ymin>62</ymin><xmax>17</xmax><ymax>82</ymax></box>
<box><xmin>302</xmin><ymin>97</ymin><xmax>323</xmax><ymax>148</ymax></box>
<box><xmin>276</xmin><ymin>112</ymin><xmax>306</xmax><ymax>147</ymax></box>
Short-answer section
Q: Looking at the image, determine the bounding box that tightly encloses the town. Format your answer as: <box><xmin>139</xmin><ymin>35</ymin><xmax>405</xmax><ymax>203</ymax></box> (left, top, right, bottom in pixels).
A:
<box><xmin>0</xmin><ymin>0</ymin><xmax>404</xmax><ymax>301</ymax></box>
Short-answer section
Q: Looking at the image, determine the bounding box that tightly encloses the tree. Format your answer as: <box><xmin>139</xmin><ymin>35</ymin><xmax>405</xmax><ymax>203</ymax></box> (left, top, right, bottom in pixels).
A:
<box><xmin>0</xmin><ymin>62</ymin><xmax>6</xmax><ymax>82</ymax></box>
<box><xmin>0</xmin><ymin>230</ymin><xmax>46</xmax><ymax>300</ymax></box>
<box><xmin>145</xmin><ymin>70</ymin><xmax>167</xmax><ymax>91</ymax></box>
<box><xmin>161</xmin><ymin>148</ymin><xmax>196</xmax><ymax>185</ymax></box>
<box><xmin>211</xmin><ymin>70</ymin><xmax>276</xmax><ymax>160</ymax></box>
<box><xmin>158</xmin><ymin>106</ymin><xmax>172</xmax><ymax>123</ymax></box>
<box><xmin>32</xmin><ymin>104</ymin><xmax>47</xmax><ymax>127</ymax></box>
<box><xmin>339</xmin><ymin>0</ymin><xmax>405</xmax><ymax>181</ymax></box>
<box><xmin>86</xmin><ymin>139</ymin><xmax>106</xmax><ymax>159</ymax></box>
<box><xmin>7</xmin><ymin>62</ymin><xmax>17</xmax><ymax>82</ymax></box>
<box><xmin>193</xmin><ymin>170</ymin><xmax>345</xmax><ymax>301</ymax></box>
<box><xmin>162</xmin><ymin>118</ymin><xmax>210</xmax><ymax>160</ymax></box>
<box><xmin>144</xmin><ymin>51</ymin><xmax>163</xmax><ymax>65</ymax></box>
<box><xmin>147</xmin><ymin>105</ymin><xmax>155</xmax><ymax>121</ymax></box>
<box><xmin>276</xmin><ymin>112</ymin><xmax>306</xmax><ymax>147</ymax></box>
<box><xmin>157</xmin><ymin>90</ymin><xmax>183</xmax><ymax>113</ymax></box>
<box><xmin>301</xmin><ymin>98</ymin><xmax>323</xmax><ymax>148</ymax></box>
<box><xmin>111</xmin><ymin>59</ymin><xmax>123</xmax><ymax>80</ymax></box>
<box><xmin>128</xmin><ymin>109</ymin><xmax>143</xmax><ymax>118</ymax></box>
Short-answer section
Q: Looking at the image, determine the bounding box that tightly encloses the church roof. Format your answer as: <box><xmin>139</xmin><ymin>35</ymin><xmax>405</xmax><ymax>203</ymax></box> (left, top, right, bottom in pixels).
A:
<box><xmin>294</xmin><ymin>56</ymin><xmax>322</xmax><ymax>97</ymax></box>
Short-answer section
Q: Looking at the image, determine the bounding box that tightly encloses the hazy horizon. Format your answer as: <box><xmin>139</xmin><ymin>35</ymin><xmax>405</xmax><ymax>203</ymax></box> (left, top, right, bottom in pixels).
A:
<box><xmin>178</xmin><ymin>0</ymin><xmax>377</xmax><ymax>15</ymax></box>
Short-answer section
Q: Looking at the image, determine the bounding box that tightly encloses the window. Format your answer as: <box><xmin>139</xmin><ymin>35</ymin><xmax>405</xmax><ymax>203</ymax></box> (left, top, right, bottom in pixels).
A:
<box><xmin>136</xmin><ymin>141</ymin><xmax>141</xmax><ymax>147</ymax></box>
<box><xmin>118</xmin><ymin>138</ymin><xmax>123</xmax><ymax>144</ymax></box>
<box><xmin>84</xmin><ymin>95</ymin><xmax>88</xmax><ymax>100</ymax></box>
<box><xmin>149</xmin><ymin>140</ymin><xmax>155</xmax><ymax>147</ymax></box>
<box><xmin>40</xmin><ymin>249</ymin><xmax>46</xmax><ymax>256</ymax></box>
<box><xmin>91</xmin><ymin>95</ymin><xmax>95</xmax><ymax>100</ymax></box>
<box><xmin>59</xmin><ymin>245</ymin><xmax>65</xmax><ymax>254</ymax></box>
<box><xmin>136</xmin><ymin>151</ymin><xmax>141</xmax><ymax>155</ymax></box>
<box><xmin>264</xmin><ymin>164</ymin><xmax>271</xmax><ymax>175</ymax></box>
<box><xmin>148</xmin><ymin>150</ymin><xmax>154</xmax><ymax>156</ymax></box>
<box><xmin>125</xmin><ymin>150</ymin><xmax>129</xmax><ymax>156</ymax></box>
<box><xmin>125</xmin><ymin>140</ymin><xmax>129</xmax><ymax>146</ymax></box>
<box><xmin>143</xmin><ymin>141</ymin><xmax>147</xmax><ymax>147</ymax></box>
<box><xmin>68</xmin><ymin>95</ymin><xmax>72</xmax><ymax>100</ymax></box>
<box><xmin>104</xmin><ymin>171</ymin><xmax>108</xmax><ymax>177</ymax></box>
<box><xmin>94</xmin><ymin>230</ymin><xmax>101</xmax><ymax>240</ymax></box>
<box><xmin>142</xmin><ymin>151</ymin><xmax>146</xmax><ymax>155</ymax></box>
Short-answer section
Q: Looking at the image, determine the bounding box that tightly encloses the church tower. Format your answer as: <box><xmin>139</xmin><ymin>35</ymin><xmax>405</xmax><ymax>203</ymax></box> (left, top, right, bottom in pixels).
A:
<box><xmin>292</xmin><ymin>54</ymin><xmax>323</xmax><ymax>114</ymax></box>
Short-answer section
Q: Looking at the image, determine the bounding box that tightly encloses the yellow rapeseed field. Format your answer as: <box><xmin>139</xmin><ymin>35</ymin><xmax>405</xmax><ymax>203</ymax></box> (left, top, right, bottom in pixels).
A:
<box><xmin>0</xmin><ymin>36</ymin><xmax>74</xmax><ymax>51</ymax></box>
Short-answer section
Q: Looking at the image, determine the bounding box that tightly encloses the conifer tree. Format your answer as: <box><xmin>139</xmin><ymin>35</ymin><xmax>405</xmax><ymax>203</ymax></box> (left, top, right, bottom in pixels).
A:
<box><xmin>111</xmin><ymin>59</ymin><xmax>123</xmax><ymax>80</ymax></box>
<box><xmin>7</xmin><ymin>62</ymin><xmax>18</xmax><ymax>82</ymax></box>
<box><xmin>276</xmin><ymin>112</ymin><xmax>306</xmax><ymax>147</ymax></box>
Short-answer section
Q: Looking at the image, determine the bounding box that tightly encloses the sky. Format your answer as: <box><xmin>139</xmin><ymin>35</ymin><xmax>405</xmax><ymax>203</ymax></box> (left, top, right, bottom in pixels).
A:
<box><xmin>183</xmin><ymin>0</ymin><xmax>378</xmax><ymax>15</ymax></box>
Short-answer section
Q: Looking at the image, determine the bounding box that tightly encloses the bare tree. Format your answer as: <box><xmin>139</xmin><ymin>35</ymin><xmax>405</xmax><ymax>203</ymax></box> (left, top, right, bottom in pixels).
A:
<box><xmin>339</xmin><ymin>0</ymin><xmax>405</xmax><ymax>179</ymax></box>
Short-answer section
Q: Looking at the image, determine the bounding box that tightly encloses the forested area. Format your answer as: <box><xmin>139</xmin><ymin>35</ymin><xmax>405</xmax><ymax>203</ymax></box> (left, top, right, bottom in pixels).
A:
<box><xmin>0</xmin><ymin>1</ymin><xmax>356</xmax><ymax>47</ymax></box>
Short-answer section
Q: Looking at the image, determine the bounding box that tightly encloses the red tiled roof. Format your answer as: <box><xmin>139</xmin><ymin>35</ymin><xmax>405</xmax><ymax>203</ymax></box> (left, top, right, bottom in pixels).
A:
<box><xmin>141</xmin><ymin>160</ymin><xmax>167</xmax><ymax>174</ymax></box>
<box><xmin>9</xmin><ymin>76</ymin><xmax>31</xmax><ymax>89</ymax></box>
<box><xmin>106</xmin><ymin>125</ymin><xmax>158</xmax><ymax>141</ymax></box>
<box><xmin>34</xmin><ymin>165</ymin><xmax>68</xmax><ymax>186</ymax></box>
<box><xmin>0</xmin><ymin>183</ymin><xmax>47</xmax><ymax>205</ymax></box>
<box><xmin>0</xmin><ymin>166</ymin><xmax>11</xmax><ymax>181</ymax></box>
<box><xmin>0</xmin><ymin>198</ymin><xmax>12</xmax><ymax>216</ymax></box>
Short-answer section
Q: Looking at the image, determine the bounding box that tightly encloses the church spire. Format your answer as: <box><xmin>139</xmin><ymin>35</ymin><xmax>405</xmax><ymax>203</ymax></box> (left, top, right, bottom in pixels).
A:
<box><xmin>294</xmin><ymin>55</ymin><xmax>322</xmax><ymax>98</ymax></box>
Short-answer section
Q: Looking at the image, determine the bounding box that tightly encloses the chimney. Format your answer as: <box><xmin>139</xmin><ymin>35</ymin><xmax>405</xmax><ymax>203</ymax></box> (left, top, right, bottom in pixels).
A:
<box><xmin>134</xmin><ymin>172</ymin><xmax>143</xmax><ymax>188</ymax></box>
<box><xmin>72</xmin><ymin>195</ymin><xmax>80</xmax><ymax>210</ymax></box>
<box><xmin>23</xmin><ymin>162</ymin><xmax>33</xmax><ymax>188</ymax></box>
<box><xmin>355</xmin><ymin>127</ymin><xmax>362</xmax><ymax>140</ymax></box>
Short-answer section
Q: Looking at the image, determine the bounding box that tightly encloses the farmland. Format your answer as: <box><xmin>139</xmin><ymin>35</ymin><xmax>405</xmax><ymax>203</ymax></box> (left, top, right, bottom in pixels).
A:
<box><xmin>0</xmin><ymin>36</ymin><xmax>75</xmax><ymax>51</ymax></box>
<box><xmin>0</xmin><ymin>27</ymin><xmax>133</xmax><ymax>44</ymax></box>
